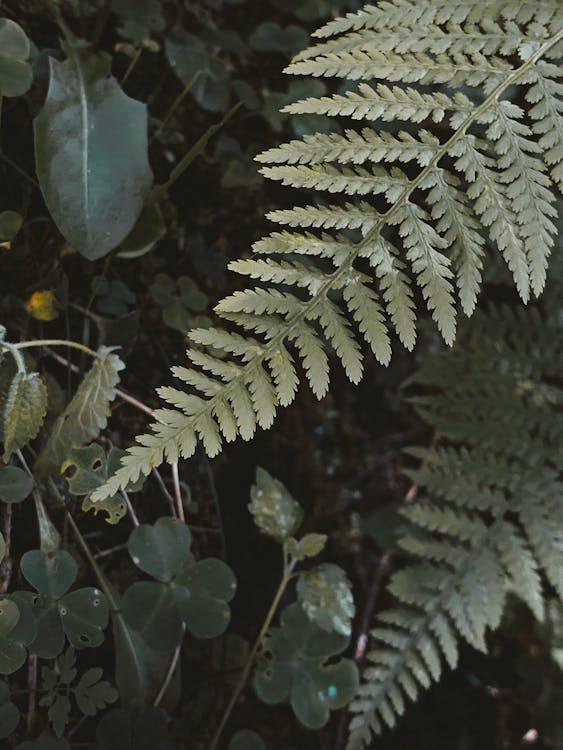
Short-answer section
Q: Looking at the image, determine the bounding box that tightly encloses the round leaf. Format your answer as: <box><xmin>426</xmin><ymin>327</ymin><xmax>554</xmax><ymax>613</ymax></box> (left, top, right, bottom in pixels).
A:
<box><xmin>0</xmin><ymin>19</ymin><xmax>33</xmax><ymax>97</ymax></box>
<box><xmin>0</xmin><ymin>593</ymin><xmax>36</xmax><ymax>673</ymax></box>
<box><xmin>20</xmin><ymin>550</ymin><xmax>77</xmax><ymax>599</ymax></box>
<box><xmin>176</xmin><ymin>558</ymin><xmax>236</xmax><ymax>639</ymax></box>
<box><xmin>0</xmin><ymin>465</ymin><xmax>33</xmax><ymax>504</ymax></box>
<box><xmin>128</xmin><ymin>517</ymin><xmax>193</xmax><ymax>582</ymax></box>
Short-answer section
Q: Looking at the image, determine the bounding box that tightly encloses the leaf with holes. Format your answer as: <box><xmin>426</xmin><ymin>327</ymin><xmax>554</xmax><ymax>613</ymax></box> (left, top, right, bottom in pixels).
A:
<box><xmin>0</xmin><ymin>18</ymin><xmax>32</xmax><ymax>97</ymax></box>
<box><xmin>34</xmin><ymin>348</ymin><xmax>124</xmax><ymax>476</ymax></box>
<box><xmin>20</xmin><ymin>550</ymin><xmax>108</xmax><ymax>658</ymax></box>
<box><xmin>34</xmin><ymin>44</ymin><xmax>152</xmax><ymax>260</ymax></box>
<box><xmin>253</xmin><ymin>603</ymin><xmax>359</xmax><ymax>729</ymax></box>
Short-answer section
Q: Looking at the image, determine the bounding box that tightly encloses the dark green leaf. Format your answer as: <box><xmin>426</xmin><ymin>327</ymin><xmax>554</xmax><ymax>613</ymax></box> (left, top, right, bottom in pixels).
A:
<box><xmin>74</xmin><ymin>667</ymin><xmax>118</xmax><ymax>715</ymax></box>
<box><xmin>34</xmin><ymin>46</ymin><xmax>152</xmax><ymax>260</ymax></box>
<box><xmin>248</xmin><ymin>22</ymin><xmax>308</xmax><ymax>55</ymax></box>
<box><xmin>228</xmin><ymin>730</ymin><xmax>266</xmax><ymax>750</ymax></box>
<box><xmin>122</xmin><ymin>581</ymin><xmax>185</xmax><ymax>652</ymax></box>
<box><xmin>175</xmin><ymin>557</ymin><xmax>236</xmax><ymax>638</ymax></box>
<box><xmin>128</xmin><ymin>517</ymin><xmax>193</xmax><ymax>583</ymax></box>
<box><xmin>0</xmin><ymin>681</ymin><xmax>19</xmax><ymax>739</ymax></box>
<box><xmin>0</xmin><ymin>593</ymin><xmax>36</xmax><ymax>673</ymax></box>
<box><xmin>48</xmin><ymin>693</ymin><xmax>71</xmax><ymax>737</ymax></box>
<box><xmin>0</xmin><ymin>465</ymin><xmax>33</xmax><ymax>504</ymax></box>
<box><xmin>21</xmin><ymin>550</ymin><xmax>77</xmax><ymax>599</ymax></box>
<box><xmin>0</xmin><ymin>18</ymin><xmax>33</xmax><ymax>97</ymax></box>
<box><xmin>0</xmin><ymin>210</ymin><xmax>23</xmax><ymax>242</ymax></box>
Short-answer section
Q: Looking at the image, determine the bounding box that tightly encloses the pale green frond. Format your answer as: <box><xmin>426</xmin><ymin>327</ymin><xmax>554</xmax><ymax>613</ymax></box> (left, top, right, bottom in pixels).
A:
<box><xmin>260</xmin><ymin>163</ymin><xmax>408</xmax><ymax>199</ymax></box>
<box><xmin>359</xmin><ymin>237</ymin><xmax>417</xmax><ymax>350</ymax></box>
<box><xmin>485</xmin><ymin>100</ymin><xmax>557</xmax><ymax>295</ymax></box>
<box><xmin>265</xmin><ymin>344</ymin><xmax>299</xmax><ymax>407</ymax></box>
<box><xmin>244</xmin><ymin>364</ymin><xmax>278</xmax><ymax>429</ymax></box>
<box><xmin>527</xmin><ymin>61</ymin><xmax>563</xmax><ymax>189</ymax></box>
<box><xmin>424</xmin><ymin>168</ymin><xmax>485</xmax><ymax>315</ymax></box>
<box><xmin>313</xmin><ymin>298</ymin><xmax>364</xmax><ymax>383</ymax></box>
<box><xmin>257</xmin><ymin>129</ymin><xmax>440</xmax><ymax>168</ymax></box>
<box><xmin>283</xmin><ymin>83</ymin><xmax>471</xmax><ymax>123</ymax></box>
<box><xmin>267</xmin><ymin>203</ymin><xmax>380</xmax><ymax>232</ymax></box>
<box><xmin>341</xmin><ymin>275</ymin><xmax>391</xmax><ymax>365</ymax></box>
<box><xmin>216</xmin><ymin>289</ymin><xmax>305</xmax><ymax>318</ymax></box>
<box><xmin>228</xmin><ymin>257</ymin><xmax>331</xmax><ymax>293</ymax></box>
<box><xmin>496</xmin><ymin>523</ymin><xmax>544</xmax><ymax>621</ymax></box>
<box><xmin>252</xmin><ymin>231</ymin><xmax>351</xmax><ymax>264</ymax></box>
<box><xmin>393</xmin><ymin>203</ymin><xmax>456</xmax><ymax>344</ymax></box>
<box><xmin>287</xmin><ymin>49</ymin><xmax>509</xmax><ymax>89</ymax></box>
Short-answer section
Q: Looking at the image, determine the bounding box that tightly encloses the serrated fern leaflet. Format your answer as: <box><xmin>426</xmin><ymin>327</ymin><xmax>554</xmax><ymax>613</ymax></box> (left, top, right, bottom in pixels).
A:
<box><xmin>92</xmin><ymin>1</ymin><xmax>562</xmax><ymax>502</ymax></box>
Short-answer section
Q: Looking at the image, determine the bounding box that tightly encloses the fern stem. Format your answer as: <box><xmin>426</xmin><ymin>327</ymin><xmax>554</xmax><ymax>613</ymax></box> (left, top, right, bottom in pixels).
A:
<box><xmin>209</xmin><ymin>550</ymin><xmax>297</xmax><ymax>750</ymax></box>
<box><xmin>168</xmin><ymin>29</ymin><xmax>563</xmax><ymax>460</ymax></box>
<box><xmin>9</xmin><ymin>338</ymin><xmax>95</xmax><ymax>356</ymax></box>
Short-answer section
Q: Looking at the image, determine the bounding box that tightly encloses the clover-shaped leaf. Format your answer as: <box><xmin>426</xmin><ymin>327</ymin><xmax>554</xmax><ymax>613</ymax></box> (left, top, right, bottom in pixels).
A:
<box><xmin>63</xmin><ymin>444</ymin><xmax>142</xmax><ymax>525</ymax></box>
<box><xmin>297</xmin><ymin>563</ymin><xmax>355</xmax><ymax>637</ymax></box>
<box><xmin>249</xmin><ymin>468</ymin><xmax>303</xmax><ymax>543</ymax></box>
<box><xmin>0</xmin><ymin>19</ymin><xmax>33</xmax><ymax>97</ymax></box>
<box><xmin>123</xmin><ymin>518</ymin><xmax>236</xmax><ymax>649</ymax></box>
<box><xmin>253</xmin><ymin>603</ymin><xmax>359</xmax><ymax>729</ymax></box>
<box><xmin>248</xmin><ymin>22</ymin><xmax>308</xmax><ymax>56</ymax></box>
<box><xmin>74</xmin><ymin>667</ymin><xmax>118</xmax><ymax>716</ymax></box>
<box><xmin>20</xmin><ymin>550</ymin><xmax>109</xmax><ymax>658</ymax></box>
<box><xmin>0</xmin><ymin>592</ymin><xmax>36</xmax><ymax>674</ymax></box>
<box><xmin>149</xmin><ymin>273</ymin><xmax>209</xmax><ymax>333</ymax></box>
<box><xmin>0</xmin><ymin>680</ymin><xmax>20</xmax><ymax>738</ymax></box>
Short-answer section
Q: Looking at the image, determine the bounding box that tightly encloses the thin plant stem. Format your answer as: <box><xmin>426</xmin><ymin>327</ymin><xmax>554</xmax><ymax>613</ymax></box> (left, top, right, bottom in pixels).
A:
<box><xmin>121</xmin><ymin>46</ymin><xmax>143</xmax><ymax>85</ymax></box>
<box><xmin>121</xmin><ymin>489</ymin><xmax>140</xmax><ymax>527</ymax></box>
<box><xmin>152</xmin><ymin>467</ymin><xmax>177</xmax><ymax>516</ymax></box>
<box><xmin>153</xmin><ymin>628</ymin><xmax>184</xmax><ymax>707</ymax></box>
<box><xmin>26</xmin><ymin>654</ymin><xmax>37</xmax><ymax>733</ymax></box>
<box><xmin>0</xmin><ymin>503</ymin><xmax>12</xmax><ymax>594</ymax></box>
<box><xmin>209</xmin><ymin>551</ymin><xmax>297</xmax><ymax>750</ymax></box>
<box><xmin>45</xmin><ymin>347</ymin><xmax>155</xmax><ymax>417</ymax></box>
<box><xmin>171</xmin><ymin>462</ymin><xmax>185</xmax><ymax>522</ymax></box>
<box><xmin>6</xmin><ymin>338</ymin><xmax>95</xmax><ymax>356</ymax></box>
<box><xmin>150</xmin><ymin>72</ymin><xmax>201</xmax><ymax>144</ymax></box>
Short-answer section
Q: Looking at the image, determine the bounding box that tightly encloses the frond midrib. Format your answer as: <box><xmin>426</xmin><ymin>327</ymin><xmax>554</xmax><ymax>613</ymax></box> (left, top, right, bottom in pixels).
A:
<box><xmin>167</xmin><ymin>28</ymin><xmax>562</xmax><ymax>433</ymax></box>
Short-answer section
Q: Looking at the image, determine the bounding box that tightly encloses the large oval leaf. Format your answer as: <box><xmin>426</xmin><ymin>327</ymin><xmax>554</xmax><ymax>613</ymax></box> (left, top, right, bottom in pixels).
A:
<box><xmin>0</xmin><ymin>19</ymin><xmax>32</xmax><ymax>97</ymax></box>
<box><xmin>34</xmin><ymin>45</ymin><xmax>152</xmax><ymax>260</ymax></box>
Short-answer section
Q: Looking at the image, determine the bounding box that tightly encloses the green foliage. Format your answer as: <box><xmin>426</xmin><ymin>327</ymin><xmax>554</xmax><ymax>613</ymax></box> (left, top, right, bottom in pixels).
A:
<box><xmin>91</xmin><ymin>0</ymin><xmax>563</xmax><ymax>503</ymax></box>
<box><xmin>0</xmin><ymin>18</ymin><xmax>32</xmax><ymax>97</ymax></box>
<box><xmin>149</xmin><ymin>273</ymin><xmax>210</xmax><ymax>333</ymax></box>
<box><xmin>34</xmin><ymin>42</ymin><xmax>152</xmax><ymax>260</ymax></box>
<box><xmin>348</xmin><ymin>305</ymin><xmax>563</xmax><ymax>748</ymax></box>
<box><xmin>254</xmin><ymin>602</ymin><xmax>359</xmax><ymax>729</ymax></box>
<box><xmin>228</xmin><ymin>729</ymin><xmax>266</xmax><ymax>750</ymax></box>
<box><xmin>0</xmin><ymin>593</ymin><xmax>36</xmax><ymax>674</ymax></box>
<box><xmin>248</xmin><ymin>467</ymin><xmax>303</xmax><ymax>542</ymax></box>
<box><xmin>95</xmin><ymin>707</ymin><xmax>173</xmax><ymax>750</ymax></box>
<box><xmin>0</xmin><ymin>210</ymin><xmax>23</xmax><ymax>242</ymax></box>
<box><xmin>35</xmin><ymin>347</ymin><xmax>124</xmax><ymax>475</ymax></box>
<box><xmin>39</xmin><ymin>648</ymin><xmax>117</xmax><ymax>737</ymax></box>
<box><xmin>0</xmin><ymin>465</ymin><xmax>33</xmax><ymax>503</ymax></box>
<box><xmin>0</xmin><ymin>680</ymin><xmax>20</xmax><ymax>738</ymax></box>
<box><xmin>1</xmin><ymin>368</ymin><xmax>48</xmax><ymax>461</ymax></box>
<box><xmin>123</xmin><ymin>517</ymin><xmax>236</xmax><ymax>647</ymax></box>
<box><xmin>19</xmin><ymin>549</ymin><xmax>109</xmax><ymax>658</ymax></box>
<box><xmin>297</xmin><ymin>562</ymin><xmax>355</xmax><ymax>637</ymax></box>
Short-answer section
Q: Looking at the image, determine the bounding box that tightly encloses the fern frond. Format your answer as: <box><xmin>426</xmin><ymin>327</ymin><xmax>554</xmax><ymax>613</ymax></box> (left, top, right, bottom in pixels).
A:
<box><xmin>348</xmin><ymin>305</ymin><xmax>562</xmax><ymax>748</ymax></box>
<box><xmin>92</xmin><ymin>1</ymin><xmax>562</xmax><ymax>502</ymax></box>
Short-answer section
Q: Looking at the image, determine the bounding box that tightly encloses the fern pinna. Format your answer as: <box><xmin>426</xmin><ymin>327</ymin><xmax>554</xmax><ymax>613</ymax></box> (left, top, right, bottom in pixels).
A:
<box><xmin>92</xmin><ymin>1</ymin><xmax>562</xmax><ymax>500</ymax></box>
<box><xmin>346</xmin><ymin>303</ymin><xmax>562</xmax><ymax>747</ymax></box>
